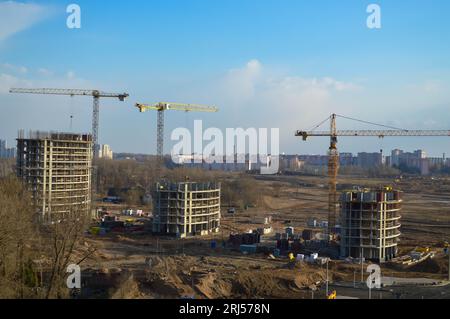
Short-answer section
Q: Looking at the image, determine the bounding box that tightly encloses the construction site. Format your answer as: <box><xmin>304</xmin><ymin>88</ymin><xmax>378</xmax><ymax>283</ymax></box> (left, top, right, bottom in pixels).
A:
<box><xmin>0</xmin><ymin>82</ymin><xmax>447</xmax><ymax>300</ymax></box>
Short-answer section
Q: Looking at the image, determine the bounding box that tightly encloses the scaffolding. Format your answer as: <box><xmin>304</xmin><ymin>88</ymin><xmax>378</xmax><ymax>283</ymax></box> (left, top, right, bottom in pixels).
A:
<box><xmin>16</xmin><ymin>130</ymin><xmax>93</xmax><ymax>222</ymax></box>
<box><xmin>340</xmin><ymin>187</ymin><xmax>402</xmax><ymax>263</ymax></box>
<box><xmin>153</xmin><ymin>182</ymin><xmax>221</xmax><ymax>238</ymax></box>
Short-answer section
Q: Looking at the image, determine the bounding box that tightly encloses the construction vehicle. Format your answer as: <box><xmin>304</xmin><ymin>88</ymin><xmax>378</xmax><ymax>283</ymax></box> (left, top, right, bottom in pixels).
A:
<box><xmin>327</xmin><ymin>290</ymin><xmax>337</xmax><ymax>300</ymax></box>
<box><xmin>288</xmin><ymin>252</ymin><xmax>295</xmax><ymax>262</ymax></box>
<box><xmin>296</xmin><ymin>114</ymin><xmax>450</xmax><ymax>237</ymax></box>
<box><xmin>415</xmin><ymin>247</ymin><xmax>431</xmax><ymax>254</ymax></box>
<box><xmin>9</xmin><ymin>88</ymin><xmax>129</xmax><ymax>159</ymax></box>
<box><xmin>135</xmin><ymin>102</ymin><xmax>218</xmax><ymax>176</ymax></box>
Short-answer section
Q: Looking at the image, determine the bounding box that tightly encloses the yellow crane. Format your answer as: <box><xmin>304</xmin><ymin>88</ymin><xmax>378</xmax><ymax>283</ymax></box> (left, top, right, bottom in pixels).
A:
<box><xmin>135</xmin><ymin>102</ymin><xmax>218</xmax><ymax>174</ymax></box>
<box><xmin>296</xmin><ymin>114</ymin><xmax>450</xmax><ymax>237</ymax></box>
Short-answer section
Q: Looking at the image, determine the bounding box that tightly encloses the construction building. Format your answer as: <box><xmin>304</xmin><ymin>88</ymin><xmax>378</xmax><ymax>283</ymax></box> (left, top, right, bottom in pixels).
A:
<box><xmin>340</xmin><ymin>187</ymin><xmax>402</xmax><ymax>263</ymax></box>
<box><xmin>16</xmin><ymin>131</ymin><xmax>93</xmax><ymax>222</ymax></box>
<box><xmin>152</xmin><ymin>181</ymin><xmax>221</xmax><ymax>238</ymax></box>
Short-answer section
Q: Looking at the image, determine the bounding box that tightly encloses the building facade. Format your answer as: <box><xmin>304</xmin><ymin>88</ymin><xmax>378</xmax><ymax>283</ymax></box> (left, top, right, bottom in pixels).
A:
<box><xmin>357</xmin><ymin>152</ymin><xmax>384</xmax><ymax>168</ymax></box>
<box><xmin>153</xmin><ymin>182</ymin><xmax>221</xmax><ymax>238</ymax></box>
<box><xmin>16</xmin><ymin>131</ymin><xmax>93</xmax><ymax>221</ymax></box>
<box><xmin>340</xmin><ymin>187</ymin><xmax>402</xmax><ymax>263</ymax></box>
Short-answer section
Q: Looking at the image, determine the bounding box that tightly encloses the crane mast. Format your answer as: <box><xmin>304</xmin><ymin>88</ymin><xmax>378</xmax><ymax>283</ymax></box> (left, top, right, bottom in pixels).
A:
<box><xmin>328</xmin><ymin>114</ymin><xmax>339</xmax><ymax>236</ymax></box>
<box><xmin>135</xmin><ymin>102</ymin><xmax>218</xmax><ymax>177</ymax></box>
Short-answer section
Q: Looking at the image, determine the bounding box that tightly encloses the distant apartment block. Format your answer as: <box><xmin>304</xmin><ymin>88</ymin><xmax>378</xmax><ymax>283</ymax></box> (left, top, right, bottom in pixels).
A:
<box><xmin>0</xmin><ymin>139</ymin><xmax>16</xmax><ymax>159</ymax></box>
<box><xmin>172</xmin><ymin>154</ymin><xmax>272</xmax><ymax>172</ymax></box>
<box><xmin>298</xmin><ymin>153</ymin><xmax>356</xmax><ymax>167</ymax></box>
<box><xmin>99</xmin><ymin>144</ymin><xmax>113</xmax><ymax>160</ymax></box>
<box><xmin>280</xmin><ymin>155</ymin><xmax>304</xmax><ymax>171</ymax></box>
<box><xmin>16</xmin><ymin>131</ymin><xmax>93</xmax><ymax>222</ymax></box>
<box><xmin>357</xmin><ymin>152</ymin><xmax>384</xmax><ymax>168</ymax></box>
<box><xmin>153</xmin><ymin>181</ymin><xmax>221</xmax><ymax>238</ymax></box>
<box><xmin>389</xmin><ymin>149</ymin><xmax>430</xmax><ymax>175</ymax></box>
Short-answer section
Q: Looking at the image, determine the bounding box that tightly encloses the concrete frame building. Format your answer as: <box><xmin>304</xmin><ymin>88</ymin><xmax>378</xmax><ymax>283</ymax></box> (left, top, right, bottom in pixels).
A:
<box><xmin>16</xmin><ymin>131</ymin><xmax>93</xmax><ymax>222</ymax></box>
<box><xmin>340</xmin><ymin>187</ymin><xmax>402</xmax><ymax>263</ymax></box>
<box><xmin>153</xmin><ymin>182</ymin><xmax>221</xmax><ymax>238</ymax></box>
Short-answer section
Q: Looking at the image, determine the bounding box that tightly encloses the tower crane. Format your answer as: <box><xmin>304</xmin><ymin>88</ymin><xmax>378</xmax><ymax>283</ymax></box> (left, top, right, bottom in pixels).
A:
<box><xmin>296</xmin><ymin>114</ymin><xmax>450</xmax><ymax>237</ymax></box>
<box><xmin>9</xmin><ymin>88</ymin><xmax>129</xmax><ymax>158</ymax></box>
<box><xmin>135</xmin><ymin>102</ymin><xmax>218</xmax><ymax>174</ymax></box>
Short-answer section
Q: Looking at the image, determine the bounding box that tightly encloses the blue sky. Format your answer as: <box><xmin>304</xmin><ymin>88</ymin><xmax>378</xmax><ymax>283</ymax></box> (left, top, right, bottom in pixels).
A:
<box><xmin>1</xmin><ymin>0</ymin><xmax>450</xmax><ymax>156</ymax></box>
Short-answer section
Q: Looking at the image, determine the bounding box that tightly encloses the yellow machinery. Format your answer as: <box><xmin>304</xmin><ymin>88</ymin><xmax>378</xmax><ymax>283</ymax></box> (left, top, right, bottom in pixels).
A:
<box><xmin>415</xmin><ymin>247</ymin><xmax>431</xmax><ymax>254</ymax></box>
<box><xmin>288</xmin><ymin>253</ymin><xmax>295</xmax><ymax>262</ymax></box>
<box><xmin>327</xmin><ymin>291</ymin><xmax>337</xmax><ymax>300</ymax></box>
<box><xmin>135</xmin><ymin>102</ymin><xmax>218</xmax><ymax>175</ymax></box>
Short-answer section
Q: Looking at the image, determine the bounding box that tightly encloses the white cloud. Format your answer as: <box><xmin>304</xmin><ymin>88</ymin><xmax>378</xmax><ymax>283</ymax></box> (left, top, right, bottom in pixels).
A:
<box><xmin>0</xmin><ymin>1</ymin><xmax>49</xmax><ymax>42</ymax></box>
<box><xmin>0</xmin><ymin>72</ymin><xmax>32</xmax><ymax>93</ymax></box>
<box><xmin>215</xmin><ymin>59</ymin><xmax>361</xmax><ymax>129</ymax></box>
<box><xmin>37</xmin><ymin>68</ymin><xmax>53</xmax><ymax>76</ymax></box>
<box><xmin>0</xmin><ymin>68</ymin><xmax>91</xmax><ymax>95</ymax></box>
<box><xmin>66</xmin><ymin>71</ymin><xmax>76</xmax><ymax>80</ymax></box>
<box><xmin>1</xmin><ymin>63</ymin><xmax>28</xmax><ymax>74</ymax></box>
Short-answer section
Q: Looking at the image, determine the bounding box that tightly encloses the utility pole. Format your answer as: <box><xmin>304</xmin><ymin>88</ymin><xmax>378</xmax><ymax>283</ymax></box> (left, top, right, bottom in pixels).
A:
<box><xmin>447</xmin><ymin>247</ymin><xmax>450</xmax><ymax>281</ymax></box>
<box><xmin>326</xmin><ymin>259</ymin><xmax>329</xmax><ymax>296</ymax></box>
<box><xmin>353</xmin><ymin>270</ymin><xmax>356</xmax><ymax>288</ymax></box>
<box><xmin>361</xmin><ymin>247</ymin><xmax>364</xmax><ymax>283</ymax></box>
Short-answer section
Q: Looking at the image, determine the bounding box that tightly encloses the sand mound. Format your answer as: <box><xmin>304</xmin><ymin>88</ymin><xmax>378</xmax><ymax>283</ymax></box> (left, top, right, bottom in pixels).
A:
<box><xmin>408</xmin><ymin>256</ymin><xmax>449</xmax><ymax>274</ymax></box>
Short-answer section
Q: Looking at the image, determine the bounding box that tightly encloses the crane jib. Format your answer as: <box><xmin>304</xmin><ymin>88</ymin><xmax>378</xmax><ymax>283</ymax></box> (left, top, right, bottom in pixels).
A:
<box><xmin>296</xmin><ymin>130</ymin><xmax>450</xmax><ymax>138</ymax></box>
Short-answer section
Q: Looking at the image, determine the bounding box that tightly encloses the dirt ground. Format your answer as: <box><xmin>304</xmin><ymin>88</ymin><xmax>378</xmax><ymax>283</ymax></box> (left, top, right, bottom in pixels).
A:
<box><xmin>78</xmin><ymin>174</ymin><xmax>450</xmax><ymax>299</ymax></box>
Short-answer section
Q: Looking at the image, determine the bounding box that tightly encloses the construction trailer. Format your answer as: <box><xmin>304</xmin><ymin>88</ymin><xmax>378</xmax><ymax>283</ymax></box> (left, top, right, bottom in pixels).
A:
<box><xmin>16</xmin><ymin>130</ymin><xmax>93</xmax><ymax>222</ymax></box>
<box><xmin>340</xmin><ymin>187</ymin><xmax>402</xmax><ymax>263</ymax></box>
<box><xmin>152</xmin><ymin>182</ymin><xmax>221</xmax><ymax>238</ymax></box>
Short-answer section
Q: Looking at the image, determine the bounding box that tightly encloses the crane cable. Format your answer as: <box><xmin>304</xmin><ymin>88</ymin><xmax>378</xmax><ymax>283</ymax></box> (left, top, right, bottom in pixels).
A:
<box><xmin>308</xmin><ymin>115</ymin><xmax>333</xmax><ymax>132</ymax></box>
<box><xmin>69</xmin><ymin>95</ymin><xmax>75</xmax><ymax>132</ymax></box>
<box><xmin>307</xmin><ymin>114</ymin><xmax>408</xmax><ymax>132</ymax></box>
<box><xmin>335</xmin><ymin>114</ymin><xmax>407</xmax><ymax>131</ymax></box>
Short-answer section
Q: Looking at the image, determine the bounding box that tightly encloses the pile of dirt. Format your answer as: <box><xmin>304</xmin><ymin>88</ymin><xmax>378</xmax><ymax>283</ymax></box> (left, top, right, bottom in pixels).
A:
<box><xmin>110</xmin><ymin>274</ymin><xmax>146</xmax><ymax>299</ymax></box>
<box><xmin>135</xmin><ymin>255</ymin><xmax>329</xmax><ymax>299</ymax></box>
<box><xmin>195</xmin><ymin>272</ymin><xmax>233</xmax><ymax>299</ymax></box>
<box><xmin>408</xmin><ymin>256</ymin><xmax>449</xmax><ymax>275</ymax></box>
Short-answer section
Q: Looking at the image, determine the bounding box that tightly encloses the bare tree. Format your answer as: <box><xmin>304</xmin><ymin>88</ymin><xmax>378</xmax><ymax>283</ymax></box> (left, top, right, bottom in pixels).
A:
<box><xmin>0</xmin><ymin>176</ymin><xmax>38</xmax><ymax>298</ymax></box>
<box><xmin>40</xmin><ymin>210</ymin><xmax>90</xmax><ymax>299</ymax></box>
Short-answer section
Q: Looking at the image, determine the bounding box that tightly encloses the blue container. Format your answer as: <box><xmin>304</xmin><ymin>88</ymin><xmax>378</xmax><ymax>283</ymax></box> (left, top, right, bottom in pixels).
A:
<box><xmin>273</xmin><ymin>249</ymin><xmax>281</xmax><ymax>257</ymax></box>
<box><xmin>240</xmin><ymin>244</ymin><xmax>257</xmax><ymax>254</ymax></box>
<box><xmin>211</xmin><ymin>241</ymin><xmax>217</xmax><ymax>249</ymax></box>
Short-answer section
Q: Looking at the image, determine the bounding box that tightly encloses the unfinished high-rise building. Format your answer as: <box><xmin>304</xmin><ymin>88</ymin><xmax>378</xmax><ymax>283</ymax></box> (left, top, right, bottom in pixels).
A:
<box><xmin>153</xmin><ymin>182</ymin><xmax>221</xmax><ymax>238</ymax></box>
<box><xmin>340</xmin><ymin>187</ymin><xmax>402</xmax><ymax>263</ymax></box>
<box><xmin>16</xmin><ymin>131</ymin><xmax>93</xmax><ymax>222</ymax></box>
